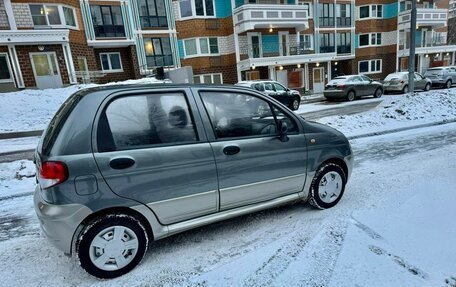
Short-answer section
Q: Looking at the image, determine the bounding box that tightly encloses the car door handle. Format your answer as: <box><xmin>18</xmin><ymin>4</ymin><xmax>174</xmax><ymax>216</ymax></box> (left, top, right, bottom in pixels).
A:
<box><xmin>109</xmin><ymin>157</ymin><xmax>135</xmax><ymax>169</ymax></box>
<box><xmin>223</xmin><ymin>145</ymin><xmax>241</xmax><ymax>156</ymax></box>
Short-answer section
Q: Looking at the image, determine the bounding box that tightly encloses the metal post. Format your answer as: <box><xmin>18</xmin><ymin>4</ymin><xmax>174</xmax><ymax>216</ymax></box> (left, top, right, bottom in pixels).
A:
<box><xmin>408</xmin><ymin>0</ymin><xmax>417</xmax><ymax>94</ymax></box>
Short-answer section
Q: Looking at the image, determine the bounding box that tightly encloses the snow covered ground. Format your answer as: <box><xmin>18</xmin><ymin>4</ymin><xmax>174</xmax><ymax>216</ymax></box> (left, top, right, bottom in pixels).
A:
<box><xmin>0</xmin><ymin>122</ymin><xmax>455</xmax><ymax>285</ymax></box>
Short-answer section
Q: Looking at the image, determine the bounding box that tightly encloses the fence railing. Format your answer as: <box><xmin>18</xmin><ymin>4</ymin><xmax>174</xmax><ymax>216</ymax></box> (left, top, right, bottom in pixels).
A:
<box><xmin>239</xmin><ymin>42</ymin><xmax>314</xmax><ymax>59</ymax></box>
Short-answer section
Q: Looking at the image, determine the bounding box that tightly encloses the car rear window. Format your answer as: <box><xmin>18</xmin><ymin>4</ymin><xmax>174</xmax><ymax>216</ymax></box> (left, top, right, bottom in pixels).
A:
<box><xmin>97</xmin><ymin>93</ymin><xmax>198</xmax><ymax>152</ymax></box>
<box><xmin>385</xmin><ymin>74</ymin><xmax>406</xmax><ymax>81</ymax></box>
<box><xmin>41</xmin><ymin>92</ymin><xmax>84</xmax><ymax>155</ymax></box>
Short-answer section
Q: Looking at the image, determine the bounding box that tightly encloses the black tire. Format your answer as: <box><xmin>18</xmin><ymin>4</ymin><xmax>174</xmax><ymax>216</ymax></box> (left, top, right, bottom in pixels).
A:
<box><xmin>309</xmin><ymin>162</ymin><xmax>347</xmax><ymax>209</ymax></box>
<box><xmin>290</xmin><ymin>97</ymin><xmax>300</xmax><ymax>111</ymax></box>
<box><xmin>446</xmin><ymin>80</ymin><xmax>452</xmax><ymax>89</ymax></box>
<box><xmin>424</xmin><ymin>83</ymin><xmax>431</xmax><ymax>91</ymax></box>
<box><xmin>402</xmin><ymin>85</ymin><xmax>409</xmax><ymax>94</ymax></box>
<box><xmin>77</xmin><ymin>214</ymin><xmax>149</xmax><ymax>279</ymax></box>
<box><xmin>347</xmin><ymin>90</ymin><xmax>356</xmax><ymax>101</ymax></box>
<box><xmin>373</xmin><ymin>88</ymin><xmax>383</xmax><ymax>98</ymax></box>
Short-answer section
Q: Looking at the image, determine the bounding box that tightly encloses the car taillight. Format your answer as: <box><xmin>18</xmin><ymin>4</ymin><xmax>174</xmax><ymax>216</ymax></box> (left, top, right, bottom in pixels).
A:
<box><xmin>400</xmin><ymin>80</ymin><xmax>405</xmax><ymax>84</ymax></box>
<box><xmin>38</xmin><ymin>161</ymin><xmax>68</xmax><ymax>189</ymax></box>
<box><xmin>337</xmin><ymin>84</ymin><xmax>345</xmax><ymax>89</ymax></box>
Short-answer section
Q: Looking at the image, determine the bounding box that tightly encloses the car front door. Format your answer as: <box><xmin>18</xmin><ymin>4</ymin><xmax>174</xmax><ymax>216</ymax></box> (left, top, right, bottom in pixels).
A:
<box><xmin>195</xmin><ymin>88</ymin><xmax>308</xmax><ymax>210</ymax></box>
<box><xmin>350</xmin><ymin>76</ymin><xmax>365</xmax><ymax>96</ymax></box>
<box><xmin>360</xmin><ymin>75</ymin><xmax>375</xmax><ymax>95</ymax></box>
<box><xmin>93</xmin><ymin>89</ymin><xmax>218</xmax><ymax>225</ymax></box>
<box><xmin>414</xmin><ymin>73</ymin><xmax>425</xmax><ymax>90</ymax></box>
<box><xmin>273</xmin><ymin>82</ymin><xmax>290</xmax><ymax>105</ymax></box>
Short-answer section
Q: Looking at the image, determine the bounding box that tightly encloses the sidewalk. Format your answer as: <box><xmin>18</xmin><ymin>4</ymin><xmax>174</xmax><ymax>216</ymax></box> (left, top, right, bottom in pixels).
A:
<box><xmin>301</xmin><ymin>93</ymin><xmax>325</xmax><ymax>104</ymax></box>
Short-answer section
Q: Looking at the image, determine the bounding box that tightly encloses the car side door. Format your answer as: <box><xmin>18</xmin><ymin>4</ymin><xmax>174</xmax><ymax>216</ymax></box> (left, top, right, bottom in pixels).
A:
<box><xmin>360</xmin><ymin>75</ymin><xmax>375</xmax><ymax>95</ymax></box>
<box><xmin>194</xmin><ymin>87</ymin><xmax>308</xmax><ymax>210</ymax></box>
<box><xmin>414</xmin><ymin>73</ymin><xmax>425</xmax><ymax>90</ymax></box>
<box><xmin>273</xmin><ymin>82</ymin><xmax>289</xmax><ymax>105</ymax></box>
<box><xmin>92</xmin><ymin>88</ymin><xmax>219</xmax><ymax>225</ymax></box>
<box><xmin>449</xmin><ymin>67</ymin><xmax>456</xmax><ymax>82</ymax></box>
<box><xmin>350</xmin><ymin>76</ymin><xmax>364</xmax><ymax>96</ymax></box>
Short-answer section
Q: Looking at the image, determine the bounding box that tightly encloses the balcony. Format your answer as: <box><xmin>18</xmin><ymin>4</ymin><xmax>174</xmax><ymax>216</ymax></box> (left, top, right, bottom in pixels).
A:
<box><xmin>398</xmin><ymin>8</ymin><xmax>448</xmax><ymax>28</ymax></box>
<box><xmin>398</xmin><ymin>36</ymin><xmax>456</xmax><ymax>57</ymax></box>
<box><xmin>233</xmin><ymin>4</ymin><xmax>309</xmax><ymax>34</ymax></box>
<box><xmin>237</xmin><ymin>42</ymin><xmax>339</xmax><ymax>70</ymax></box>
<box><xmin>0</xmin><ymin>29</ymin><xmax>69</xmax><ymax>44</ymax></box>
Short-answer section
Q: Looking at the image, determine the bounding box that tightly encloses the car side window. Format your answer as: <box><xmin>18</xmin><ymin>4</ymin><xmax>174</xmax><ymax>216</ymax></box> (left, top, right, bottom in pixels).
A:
<box><xmin>254</xmin><ymin>83</ymin><xmax>264</xmax><ymax>92</ymax></box>
<box><xmin>351</xmin><ymin>76</ymin><xmax>362</xmax><ymax>83</ymax></box>
<box><xmin>414</xmin><ymin>73</ymin><xmax>423</xmax><ymax>80</ymax></box>
<box><xmin>360</xmin><ymin>75</ymin><xmax>371</xmax><ymax>82</ymax></box>
<box><xmin>200</xmin><ymin>91</ymin><xmax>295</xmax><ymax>139</ymax></box>
<box><xmin>274</xmin><ymin>83</ymin><xmax>286</xmax><ymax>92</ymax></box>
<box><xmin>98</xmin><ymin>93</ymin><xmax>198</xmax><ymax>152</ymax></box>
<box><xmin>271</xmin><ymin>105</ymin><xmax>298</xmax><ymax>134</ymax></box>
<box><xmin>264</xmin><ymin>82</ymin><xmax>274</xmax><ymax>91</ymax></box>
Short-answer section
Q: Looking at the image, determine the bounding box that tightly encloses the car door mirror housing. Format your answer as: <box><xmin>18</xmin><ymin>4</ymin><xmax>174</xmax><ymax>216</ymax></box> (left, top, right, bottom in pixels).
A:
<box><xmin>279</xmin><ymin>120</ymin><xmax>289</xmax><ymax>142</ymax></box>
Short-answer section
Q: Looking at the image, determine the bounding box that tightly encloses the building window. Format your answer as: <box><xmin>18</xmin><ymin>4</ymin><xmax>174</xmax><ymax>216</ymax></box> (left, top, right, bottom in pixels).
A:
<box><xmin>100</xmin><ymin>53</ymin><xmax>123</xmax><ymax>72</ymax></box>
<box><xmin>91</xmin><ymin>5</ymin><xmax>125</xmax><ymax>38</ymax></box>
<box><xmin>183</xmin><ymin>37</ymin><xmax>219</xmax><ymax>57</ymax></box>
<box><xmin>179</xmin><ymin>0</ymin><xmax>215</xmax><ymax>18</ymax></box>
<box><xmin>298</xmin><ymin>1</ymin><xmax>311</xmax><ymax>17</ymax></box>
<box><xmin>319</xmin><ymin>3</ymin><xmax>334</xmax><ymax>27</ymax></box>
<box><xmin>29</xmin><ymin>4</ymin><xmax>77</xmax><ymax>28</ymax></box>
<box><xmin>138</xmin><ymin>0</ymin><xmax>167</xmax><ymax>28</ymax></box>
<box><xmin>144</xmin><ymin>37</ymin><xmax>174</xmax><ymax>67</ymax></box>
<box><xmin>320</xmin><ymin>33</ymin><xmax>335</xmax><ymax>53</ymax></box>
<box><xmin>359</xmin><ymin>59</ymin><xmax>382</xmax><ymax>74</ymax></box>
<box><xmin>299</xmin><ymin>34</ymin><xmax>313</xmax><ymax>50</ymax></box>
<box><xmin>337</xmin><ymin>32</ymin><xmax>351</xmax><ymax>54</ymax></box>
<box><xmin>0</xmin><ymin>54</ymin><xmax>12</xmax><ymax>82</ymax></box>
<box><xmin>359</xmin><ymin>5</ymin><xmax>383</xmax><ymax>19</ymax></box>
<box><xmin>336</xmin><ymin>4</ymin><xmax>351</xmax><ymax>27</ymax></box>
<box><xmin>359</xmin><ymin>33</ymin><xmax>382</xmax><ymax>47</ymax></box>
<box><xmin>193</xmin><ymin>73</ymin><xmax>223</xmax><ymax>84</ymax></box>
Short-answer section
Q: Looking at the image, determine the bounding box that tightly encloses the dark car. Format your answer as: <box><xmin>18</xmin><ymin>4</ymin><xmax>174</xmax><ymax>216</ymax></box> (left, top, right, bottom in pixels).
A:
<box><xmin>34</xmin><ymin>84</ymin><xmax>353</xmax><ymax>279</ymax></box>
<box><xmin>236</xmin><ymin>80</ymin><xmax>302</xmax><ymax>110</ymax></box>
<box><xmin>324</xmin><ymin>75</ymin><xmax>383</xmax><ymax>101</ymax></box>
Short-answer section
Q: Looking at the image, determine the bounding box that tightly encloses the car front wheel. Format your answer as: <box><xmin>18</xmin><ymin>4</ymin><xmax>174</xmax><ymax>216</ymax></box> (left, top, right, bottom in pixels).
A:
<box><xmin>424</xmin><ymin>83</ymin><xmax>431</xmax><ymax>91</ymax></box>
<box><xmin>290</xmin><ymin>97</ymin><xmax>300</xmax><ymax>110</ymax></box>
<box><xmin>309</xmin><ymin>162</ymin><xmax>346</xmax><ymax>209</ymax></box>
<box><xmin>373</xmin><ymin>88</ymin><xmax>383</xmax><ymax>98</ymax></box>
<box><xmin>77</xmin><ymin>214</ymin><xmax>149</xmax><ymax>279</ymax></box>
<box><xmin>347</xmin><ymin>91</ymin><xmax>355</xmax><ymax>101</ymax></box>
<box><xmin>446</xmin><ymin>80</ymin><xmax>452</xmax><ymax>89</ymax></box>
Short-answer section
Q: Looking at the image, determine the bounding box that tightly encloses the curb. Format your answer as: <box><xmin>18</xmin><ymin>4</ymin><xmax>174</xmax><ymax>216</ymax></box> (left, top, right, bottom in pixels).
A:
<box><xmin>347</xmin><ymin>118</ymin><xmax>456</xmax><ymax>140</ymax></box>
<box><xmin>0</xmin><ymin>191</ymin><xmax>34</xmax><ymax>202</ymax></box>
<box><xmin>0</xmin><ymin>130</ymin><xmax>42</xmax><ymax>140</ymax></box>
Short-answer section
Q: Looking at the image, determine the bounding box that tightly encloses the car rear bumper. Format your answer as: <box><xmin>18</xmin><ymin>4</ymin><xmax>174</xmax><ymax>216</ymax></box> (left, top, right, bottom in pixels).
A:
<box><xmin>383</xmin><ymin>84</ymin><xmax>404</xmax><ymax>92</ymax></box>
<box><xmin>323</xmin><ymin>90</ymin><xmax>346</xmax><ymax>98</ymax></box>
<box><xmin>34</xmin><ymin>186</ymin><xmax>92</xmax><ymax>255</ymax></box>
<box><xmin>430</xmin><ymin>79</ymin><xmax>447</xmax><ymax>86</ymax></box>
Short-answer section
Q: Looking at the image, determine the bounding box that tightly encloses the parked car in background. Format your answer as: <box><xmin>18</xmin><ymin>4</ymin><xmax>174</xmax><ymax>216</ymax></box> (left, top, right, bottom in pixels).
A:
<box><xmin>236</xmin><ymin>80</ymin><xmax>302</xmax><ymax>110</ymax></box>
<box><xmin>323</xmin><ymin>75</ymin><xmax>383</xmax><ymax>101</ymax></box>
<box><xmin>424</xmin><ymin>67</ymin><xmax>456</xmax><ymax>88</ymax></box>
<box><xmin>34</xmin><ymin>84</ymin><xmax>353</xmax><ymax>279</ymax></box>
<box><xmin>383</xmin><ymin>72</ymin><xmax>432</xmax><ymax>94</ymax></box>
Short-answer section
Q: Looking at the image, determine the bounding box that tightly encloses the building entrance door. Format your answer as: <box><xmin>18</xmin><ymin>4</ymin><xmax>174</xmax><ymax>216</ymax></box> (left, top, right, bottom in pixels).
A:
<box><xmin>30</xmin><ymin>52</ymin><xmax>63</xmax><ymax>89</ymax></box>
<box><xmin>313</xmin><ymin>67</ymin><xmax>325</xmax><ymax>93</ymax></box>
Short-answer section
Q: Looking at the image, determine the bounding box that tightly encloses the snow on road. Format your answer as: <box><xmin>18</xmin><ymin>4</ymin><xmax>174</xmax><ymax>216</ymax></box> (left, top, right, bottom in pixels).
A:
<box><xmin>0</xmin><ymin>123</ymin><xmax>455</xmax><ymax>286</ymax></box>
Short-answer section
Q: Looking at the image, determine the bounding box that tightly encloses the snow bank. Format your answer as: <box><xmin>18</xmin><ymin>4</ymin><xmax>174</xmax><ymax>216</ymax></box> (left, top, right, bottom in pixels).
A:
<box><xmin>0</xmin><ymin>160</ymin><xmax>35</xmax><ymax>198</ymax></box>
<box><xmin>0</xmin><ymin>77</ymin><xmax>166</xmax><ymax>132</ymax></box>
<box><xmin>317</xmin><ymin>89</ymin><xmax>456</xmax><ymax>137</ymax></box>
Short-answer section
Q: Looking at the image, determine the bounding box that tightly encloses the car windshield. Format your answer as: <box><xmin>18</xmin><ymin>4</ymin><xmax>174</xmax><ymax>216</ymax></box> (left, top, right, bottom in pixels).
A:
<box><xmin>425</xmin><ymin>69</ymin><xmax>444</xmax><ymax>75</ymax></box>
<box><xmin>328</xmin><ymin>77</ymin><xmax>348</xmax><ymax>85</ymax></box>
<box><xmin>385</xmin><ymin>73</ymin><xmax>406</xmax><ymax>81</ymax></box>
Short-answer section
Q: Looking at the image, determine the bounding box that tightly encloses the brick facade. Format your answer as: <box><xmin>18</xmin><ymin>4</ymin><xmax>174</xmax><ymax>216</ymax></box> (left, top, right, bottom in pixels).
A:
<box><xmin>93</xmin><ymin>46</ymin><xmax>139</xmax><ymax>84</ymax></box>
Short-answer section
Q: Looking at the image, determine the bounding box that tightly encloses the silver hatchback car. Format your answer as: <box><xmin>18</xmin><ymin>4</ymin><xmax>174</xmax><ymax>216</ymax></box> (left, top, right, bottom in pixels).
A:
<box><xmin>34</xmin><ymin>84</ymin><xmax>353</xmax><ymax>278</ymax></box>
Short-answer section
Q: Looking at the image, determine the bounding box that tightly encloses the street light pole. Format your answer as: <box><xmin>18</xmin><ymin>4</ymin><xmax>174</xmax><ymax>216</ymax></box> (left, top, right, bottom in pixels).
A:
<box><xmin>408</xmin><ymin>0</ymin><xmax>417</xmax><ymax>94</ymax></box>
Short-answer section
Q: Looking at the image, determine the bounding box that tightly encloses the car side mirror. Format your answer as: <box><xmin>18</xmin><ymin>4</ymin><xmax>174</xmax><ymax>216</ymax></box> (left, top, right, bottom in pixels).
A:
<box><xmin>278</xmin><ymin>120</ymin><xmax>289</xmax><ymax>142</ymax></box>
<box><xmin>286</xmin><ymin>88</ymin><xmax>290</xmax><ymax>91</ymax></box>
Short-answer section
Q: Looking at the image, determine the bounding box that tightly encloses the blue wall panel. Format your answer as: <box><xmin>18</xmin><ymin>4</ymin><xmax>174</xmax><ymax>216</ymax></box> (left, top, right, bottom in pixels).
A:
<box><xmin>216</xmin><ymin>0</ymin><xmax>233</xmax><ymax>18</ymax></box>
<box><xmin>177</xmin><ymin>40</ymin><xmax>185</xmax><ymax>59</ymax></box>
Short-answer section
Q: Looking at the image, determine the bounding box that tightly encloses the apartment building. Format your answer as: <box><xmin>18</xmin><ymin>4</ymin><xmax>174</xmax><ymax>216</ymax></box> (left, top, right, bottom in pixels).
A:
<box><xmin>448</xmin><ymin>0</ymin><xmax>456</xmax><ymax>45</ymax></box>
<box><xmin>0</xmin><ymin>0</ymin><xmax>455</xmax><ymax>93</ymax></box>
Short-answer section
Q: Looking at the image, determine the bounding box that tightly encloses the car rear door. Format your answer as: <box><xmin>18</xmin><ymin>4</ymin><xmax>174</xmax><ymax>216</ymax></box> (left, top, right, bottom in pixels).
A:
<box><xmin>414</xmin><ymin>73</ymin><xmax>425</xmax><ymax>90</ymax></box>
<box><xmin>92</xmin><ymin>88</ymin><xmax>218</xmax><ymax>225</ymax></box>
<box><xmin>194</xmin><ymin>87</ymin><xmax>308</xmax><ymax>210</ymax></box>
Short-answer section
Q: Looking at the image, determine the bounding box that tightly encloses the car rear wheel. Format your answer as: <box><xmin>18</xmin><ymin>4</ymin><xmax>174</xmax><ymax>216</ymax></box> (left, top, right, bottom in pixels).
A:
<box><xmin>309</xmin><ymin>162</ymin><xmax>346</xmax><ymax>209</ymax></box>
<box><xmin>347</xmin><ymin>91</ymin><xmax>355</xmax><ymax>101</ymax></box>
<box><xmin>290</xmin><ymin>97</ymin><xmax>300</xmax><ymax>111</ymax></box>
<box><xmin>446</xmin><ymin>80</ymin><xmax>452</xmax><ymax>89</ymax></box>
<box><xmin>77</xmin><ymin>214</ymin><xmax>149</xmax><ymax>279</ymax></box>
<box><xmin>402</xmin><ymin>85</ymin><xmax>409</xmax><ymax>94</ymax></box>
<box><xmin>373</xmin><ymin>88</ymin><xmax>383</xmax><ymax>98</ymax></box>
<box><xmin>424</xmin><ymin>83</ymin><xmax>431</xmax><ymax>91</ymax></box>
